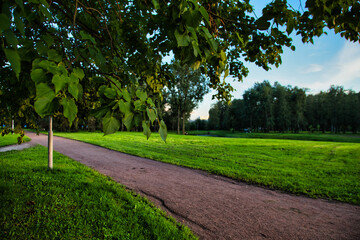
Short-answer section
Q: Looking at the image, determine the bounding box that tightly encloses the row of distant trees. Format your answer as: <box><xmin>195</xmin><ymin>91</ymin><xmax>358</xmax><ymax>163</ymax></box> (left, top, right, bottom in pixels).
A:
<box><xmin>194</xmin><ymin>81</ymin><xmax>360</xmax><ymax>133</ymax></box>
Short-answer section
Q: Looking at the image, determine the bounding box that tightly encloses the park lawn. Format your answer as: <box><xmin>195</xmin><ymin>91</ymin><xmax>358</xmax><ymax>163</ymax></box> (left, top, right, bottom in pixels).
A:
<box><xmin>187</xmin><ymin>130</ymin><xmax>360</xmax><ymax>143</ymax></box>
<box><xmin>0</xmin><ymin>134</ymin><xmax>31</xmax><ymax>147</ymax></box>
<box><xmin>55</xmin><ymin>131</ymin><xmax>360</xmax><ymax>205</ymax></box>
<box><xmin>0</xmin><ymin>146</ymin><xmax>196</xmax><ymax>240</ymax></box>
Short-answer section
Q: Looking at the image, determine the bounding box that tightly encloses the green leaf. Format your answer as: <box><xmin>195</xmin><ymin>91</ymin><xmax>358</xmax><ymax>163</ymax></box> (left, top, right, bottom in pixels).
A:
<box><xmin>146</xmin><ymin>108</ymin><xmax>157</xmax><ymax>124</ymax></box>
<box><xmin>136</xmin><ymin>89</ymin><xmax>147</xmax><ymax>102</ymax></box>
<box><xmin>122</xmin><ymin>89</ymin><xmax>131</xmax><ymax>102</ymax></box>
<box><xmin>34</xmin><ymin>83</ymin><xmax>56</xmax><ymax>117</ymax></box>
<box><xmin>199</xmin><ymin>6</ymin><xmax>209</xmax><ymax>23</ymax></box>
<box><xmin>52</xmin><ymin>74</ymin><xmax>66</xmax><ymax>93</ymax></box>
<box><xmin>192</xmin><ymin>60</ymin><xmax>201</xmax><ymax>70</ymax></box>
<box><xmin>147</xmin><ymin>98</ymin><xmax>155</xmax><ymax>107</ymax></box>
<box><xmin>92</xmin><ymin>106</ymin><xmax>109</xmax><ymax>119</ymax></box>
<box><xmin>61</xmin><ymin>97</ymin><xmax>77</xmax><ymax>126</ymax></box>
<box><xmin>192</xmin><ymin>41</ymin><xmax>201</xmax><ymax>57</ymax></box>
<box><xmin>255</xmin><ymin>17</ymin><xmax>270</xmax><ymax>30</ymax></box>
<box><xmin>220</xmin><ymin>50</ymin><xmax>226</xmax><ymax>61</ymax></box>
<box><xmin>34</xmin><ymin>97</ymin><xmax>54</xmax><ymax>117</ymax></box>
<box><xmin>134</xmin><ymin>100</ymin><xmax>143</xmax><ymax>111</ymax></box>
<box><xmin>142</xmin><ymin>121</ymin><xmax>151</xmax><ymax>140</ymax></box>
<box><xmin>4</xmin><ymin>29</ymin><xmax>18</xmax><ymax>46</ymax></box>
<box><xmin>68</xmin><ymin>82</ymin><xmax>79</xmax><ymax>100</ymax></box>
<box><xmin>174</xmin><ymin>29</ymin><xmax>190</xmax><ymax>47</ymax></box>
<box><xmin>104</xmin><ymin>88</ymin><xmax>116</xmax><ymax>99</ymax></box>
<box><xmin>42</xmin><ymin>34</ymin><xmax>54</xmax><ymax>46</ymax></box>
<box><xmin>4</xmin><ymin>48</ymin><xmax>21</xmax><ymax>78</ymax></box>
<box><xmin>15</xmin><ymin>0</ymin><xmax>25</xmax><ymax>11</ymax></box>
<box><xmin>77</xmin><ymin>83</ymin><xmax>83</xmax><ymax>99</ymax></box>
<box><xmin>134</xmin><ymin>114</ymin><xmax>142</xmax><ymax>126</ymax></box>
<box><xmin>80</xmin><ymin>30</ymin><xmax>96</xmax><ymax>44</ymax></box>
<box><xmin>152</xmin><ymin>0</ymin><xmax>160</xmax><ymax>10</ymax></box>
<box><xmin>286</xmin><ymin>18</ymin><xmax>294</xmax><ymax>35</ymax></box>
<box><xmin>0</xmin><ymin>14</ymin><xmax>10</xmax><ymax>32</ymax></box>
<box><xmin>72</xmin><ymin>68</ymin><xmax>85</xmax><ymax>80</ymax></box>
<box><xmin>48</xmin><ymin>49</ymin><xmax>62</xmax><ymax>62</ymax></box>
<box><xmin>14</xmin><ymin>12</ymin><xmax>25</xmax><ymax>36</ymax></box>
<box><xmin>123</xmin><ymin>113</ymin><xmax>134</xmax><ymax>130</ymax></box>
<box><xmin>36</xmin><ymin>83</ymin><xmax>55</xmax><ymax>99</ymax></box>
<box><xmin>69</xmin><ymin>73</ymin><xmax>80</xmax><ymax>84</ymax></box>
<box><xmin>159</xmin><ymin>120</ymin><xmax>167</xmax><ymax>143</ymax></box>
<box><xmin>39</xmin><ymin>4</ymin><xmax>52</xmax><ymax>20</ymax></box>
<box><xmin>31</xmin><ymin>69</ymin><xmax>47</xmax><ymax>83</ymax></box>
<box><xmin>119</xmin><ymin>100</ymin><xmax>131</xmax><ymax>115</ymax></box>
<box><xmin>102</xmin><ymin>112</ymin><xmax>120</xmax><ymax>135</ymax></box>
<box><xmin>38</xmin><ymin>60</ymin><xmax>57</xmax><ymax>74</ymax></box>
<box><xmin>98</xmin><ymin>85</ymin><xmax>107</xmax><ymax>96</ymax></box>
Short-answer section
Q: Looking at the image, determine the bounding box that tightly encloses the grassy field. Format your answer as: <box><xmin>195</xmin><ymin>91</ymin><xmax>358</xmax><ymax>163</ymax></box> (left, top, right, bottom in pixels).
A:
<box><xmin>0</xmin><ymin>134</ymin><xmax>30</xmax><ymax>147</ymax></box>
<box><xmin>187</xmin><ymin>130</ymin><xmax>360</xmax><ymax>143</ymax></box>
<box><xmin>54</xmin><ymin>131</ymin><xmax>360</xmax><ymax>205</ymax></box>
<box><xmin>0</xmin><ymin>146</ymin><xmax>196</xmax><ymax>239</ymax></box>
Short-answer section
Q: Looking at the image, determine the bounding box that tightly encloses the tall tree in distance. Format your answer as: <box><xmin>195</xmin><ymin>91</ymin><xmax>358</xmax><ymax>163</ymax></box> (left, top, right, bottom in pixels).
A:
<box><xmin>165</xmin><ymin>61</ymin><xmax>209</xmax><ymax>134</ymax></box>
<box><xmin>273</xmin><ymin>82</ymin><xmax>290</xmax><ymax>132</ymax></box>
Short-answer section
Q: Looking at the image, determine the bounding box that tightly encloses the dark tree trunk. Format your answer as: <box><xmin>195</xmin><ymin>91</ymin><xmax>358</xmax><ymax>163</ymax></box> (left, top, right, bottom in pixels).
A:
<box><xmin>177</xmin><ymin>107</ymin><xmax>180</xmax><ymax>135</ymax></box>
<box><xmin>182</xmin><ymin>112</ymin><xmax>185</xmax><ymax>135</ymax></box>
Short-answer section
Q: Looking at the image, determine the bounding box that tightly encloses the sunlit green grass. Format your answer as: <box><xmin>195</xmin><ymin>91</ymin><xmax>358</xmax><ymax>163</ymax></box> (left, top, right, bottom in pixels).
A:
<box><xmin>187</xmin><ymin>130</ymin><xmax>360</xmax><ymax>143</ymax></box>
<box><xmin>0</xmin><ymin>134</ymin><xmax>30</xmax><ymax>147</ymax></box>
<box><xmin>55</xmin><ymin>131</ymin><xmax>360</xmax><ymax>204</ymax></box>
<box><xmin>0</xmin><ymin>146</ymin><xmax>196</xmax><ymax>239</ymax></box>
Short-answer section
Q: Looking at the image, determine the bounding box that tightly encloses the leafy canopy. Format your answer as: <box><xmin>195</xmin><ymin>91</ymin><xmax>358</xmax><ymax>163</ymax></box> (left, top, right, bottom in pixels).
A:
<box><xmin>1</xmin><ymin>0</ymin><xmax>359</xmax><ymax>141</ymax></box>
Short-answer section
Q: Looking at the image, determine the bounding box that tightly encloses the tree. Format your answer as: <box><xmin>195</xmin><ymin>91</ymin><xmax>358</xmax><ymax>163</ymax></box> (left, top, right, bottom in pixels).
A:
<box><xmin>228</xmin><ymin>99</ymin><xmax>248</xmax><ymax>131</ymax></box>
<box><xmin>288</xmin><ymin>87</ymin><xmax>307</xmax><ymax>133</ymax></box>
<box><xmin>165</xmin><ymin>61</ymin><xmax>209</xmax><ymax>134</ymax></box>
<box><xmin>273</xmin><ymin>83</ymin><xmax>290</xmax><ymax>132</ymax></box>
<box><xmin>208</xmin><ymin>101</ymin><xmax>229</xmax><ymax>130</ymax></box>
<box><xmin>1</xmin><ymin>0</ymin><xmax>359</xmax><ymax>168</ymax></box>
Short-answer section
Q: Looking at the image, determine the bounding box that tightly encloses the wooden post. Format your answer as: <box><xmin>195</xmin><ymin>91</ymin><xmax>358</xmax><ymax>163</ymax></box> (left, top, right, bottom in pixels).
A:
<box><xmin>48</xmin><ymin>116</ymin><xmax>53</xmax><ymax>170</ymax></box>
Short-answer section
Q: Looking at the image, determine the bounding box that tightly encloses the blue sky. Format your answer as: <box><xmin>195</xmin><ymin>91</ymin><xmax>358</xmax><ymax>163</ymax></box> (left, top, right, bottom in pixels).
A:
<box><xmin>190</xmin><ymin>11</ymin><xmax>360</xmax><ymax>120</ymax></box>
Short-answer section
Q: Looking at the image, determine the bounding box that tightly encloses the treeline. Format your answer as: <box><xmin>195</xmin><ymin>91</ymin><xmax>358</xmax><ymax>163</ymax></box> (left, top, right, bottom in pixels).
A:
<box><xmin>192</xmin><ymin>81</ymin><xmax>360</xmax><ymax>133</ymax></box>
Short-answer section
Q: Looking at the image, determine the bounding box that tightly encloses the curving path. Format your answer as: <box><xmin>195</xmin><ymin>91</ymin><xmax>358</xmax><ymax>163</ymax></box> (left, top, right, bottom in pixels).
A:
<box><xmin>21</xmin><ymin>132</ymin><xmax>360</xmax><ymax>239</ymax></box>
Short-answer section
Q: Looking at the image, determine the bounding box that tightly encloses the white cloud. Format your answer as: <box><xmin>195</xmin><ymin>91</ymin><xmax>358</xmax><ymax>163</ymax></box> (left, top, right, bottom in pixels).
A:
<box><xmin>327</xmin><ymin>42</ymin><xmax>360</xmax><ymax>85</ymax></box>
<box><xmin>302</xmin><ymin>64</ymin><xmax>324</xmax><ymax>73</ymax></box>
<box><xmin>304</xmin><ymin>42</ymin><xmax>360</xmax><ymax>92</ymax></box>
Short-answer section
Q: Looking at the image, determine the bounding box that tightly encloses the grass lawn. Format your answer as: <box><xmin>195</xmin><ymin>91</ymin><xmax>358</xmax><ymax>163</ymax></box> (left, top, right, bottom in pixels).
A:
<box><xmin>0</xmin><ymin>146</ymin><xmax>196</xmax><ymax>239</ymax></box>
<box><xmin>0</xmin><ymin>134</ymin><xmax>31</xmax><ymax>147</ymax></box>
<box><xmin>187</xmin><ymin>130</ymin><xmax>360</xmax><ymax>143</ymax></box>
<box><xmin>54</xmin><ymin>131</ymin><xmax>360</xmax><ymax>205</ymax></box>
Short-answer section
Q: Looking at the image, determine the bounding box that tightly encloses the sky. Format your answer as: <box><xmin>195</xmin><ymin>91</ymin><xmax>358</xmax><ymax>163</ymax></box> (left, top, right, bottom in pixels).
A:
<box><xmin>190</xmin><ymin>12</ymin><xmax>360</xmax><ymax>120</ymax></box>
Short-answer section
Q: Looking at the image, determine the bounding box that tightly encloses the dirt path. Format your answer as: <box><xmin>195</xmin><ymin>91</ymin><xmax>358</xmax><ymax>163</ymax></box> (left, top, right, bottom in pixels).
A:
<box><xmin>23</xmin><ymin>132</ymin><xmax>360</xmax><ymax>239</ymax></box>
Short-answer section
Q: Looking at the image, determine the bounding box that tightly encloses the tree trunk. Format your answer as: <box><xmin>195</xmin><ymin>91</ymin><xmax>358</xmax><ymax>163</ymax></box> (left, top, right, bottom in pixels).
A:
<box><xmin>182</xmin><ymin>112</ymin><xmax>185</xmax><ymax>135</ymax></box>
<box><xmin>48</xmin><ymin>116</ymin><xmax>53</xmax><ymax>170</ymax></box>
<box><xmin>177</xmin><ymin>107</ymin><xmax>180</xmax><ymax>135</ymax></box>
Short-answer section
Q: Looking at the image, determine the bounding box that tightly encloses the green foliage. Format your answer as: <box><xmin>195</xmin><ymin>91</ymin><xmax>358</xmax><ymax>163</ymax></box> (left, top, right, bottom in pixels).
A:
<box><xmin>210</xmin><ymin>81</ymin><xmax>360</xmax><ymax>134</ymax></box>
<box><xmin>55</xmin><ymin>132</ymin><xmax>360</xmax><ymax>205</ymax></box>
<box><xmin>102</xmin><ymin>112</ymin><xmax>121</xmax><ymax>136</ymax></box>
<box><xmin>60</xmin><ymin>98</ymin><xmax>77</xmax><ymax>126</ymax></box>
<box><xmin>0</xmin><ymin>146</ymin><xmax>197</xmax><ymax>239</ymax></box>
<box><xmin>164</xmin><ymin>61</ymin><xmax>209</xmax><ymax>135</ymax></box>
<box><xmin>1</xmin><ymin>0</ymin><xmax>359</xmax><ymax>140</ymax></box>
<box><xmin>3</xmin><ymin>48</ymin><xmax>20</xmax><ymax>78</ymax></box>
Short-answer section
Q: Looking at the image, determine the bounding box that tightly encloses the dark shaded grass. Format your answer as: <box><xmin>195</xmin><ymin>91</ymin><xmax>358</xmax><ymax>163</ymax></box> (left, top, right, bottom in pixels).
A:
<box><xmin>0</xmin><ymin>146</ymin><xmax>197</xmax><ymax>239</ymax></box>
